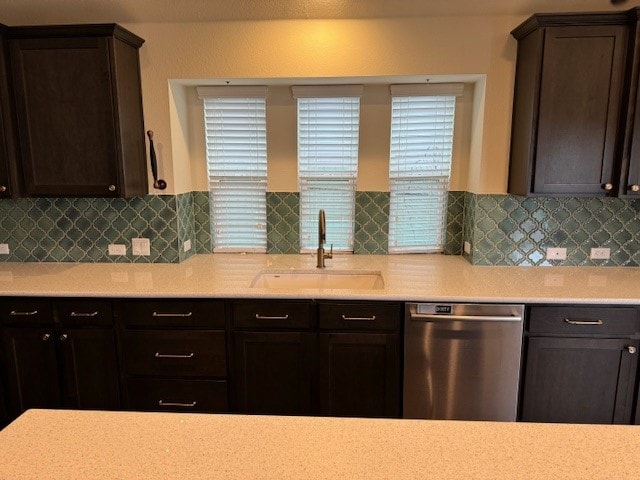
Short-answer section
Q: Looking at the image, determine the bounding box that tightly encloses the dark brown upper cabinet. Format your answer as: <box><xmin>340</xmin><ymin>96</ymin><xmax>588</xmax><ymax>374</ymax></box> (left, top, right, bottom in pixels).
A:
<box><xmin>0</xmin><ymin>24</ymin><xmax>19</xmax><ymax>198</ymax></box>
<box><xmin>509</xmin><ymin>10</ymin><xmax>640</xmax><ymax>197</ymax></box>
<box><xmin>7</xmin><ymin>24</ymin><xmax>148</xmax><ymax>198</ymax></box>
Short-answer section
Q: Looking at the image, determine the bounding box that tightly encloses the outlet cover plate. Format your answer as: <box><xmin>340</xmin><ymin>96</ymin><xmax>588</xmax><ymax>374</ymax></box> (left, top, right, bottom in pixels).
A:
<box><xmin>590</xmin><ymin>248</ymin><xmax>610</xmax><ymax>260</ymax></box>
<box><xmin>132</xmin><ymin>238</ymin><xmax>151</xmax><ymax>256</ymax></box>
<box><xmin>183</xmin><ymin>239</ymin><xmax>192</xmax><ymax>252</ymax></box>
<box><xmin>0</xmin><ymin>243</ymin><xmax>9</xmax><ymax>255</ymax></box>
<box><xmin>108</xmin><ymin>244</ymin><xmax>126</xmax><ymax>256</ymax></box>
<box><xmin>546</xmin><ymin>247</ymin><xmax>567</xmax><ymax>260</ymax></box>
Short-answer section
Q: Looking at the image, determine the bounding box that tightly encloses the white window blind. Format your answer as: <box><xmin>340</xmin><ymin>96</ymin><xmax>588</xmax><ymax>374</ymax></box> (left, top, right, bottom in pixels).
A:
<box><xmin>295</xmin><ymin>86</ymin><xmax>362</xmax><ymax>252</ymax></box>
<box><xmin>198</xmin><ymin>86</ymin><xmax>268</xmax><ymax>252</ymax></box>
<box><xmin>388</xmin><ymin>84</ymin><xmax>460</xmax><ymax>253</ymax></box>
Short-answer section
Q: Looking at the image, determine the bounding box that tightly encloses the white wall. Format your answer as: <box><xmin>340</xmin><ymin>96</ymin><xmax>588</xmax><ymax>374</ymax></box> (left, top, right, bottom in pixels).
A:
<box><xmin>124</xmin><ymin>15</ymin><xmax>524</xmax><ymax>194</ymax></box>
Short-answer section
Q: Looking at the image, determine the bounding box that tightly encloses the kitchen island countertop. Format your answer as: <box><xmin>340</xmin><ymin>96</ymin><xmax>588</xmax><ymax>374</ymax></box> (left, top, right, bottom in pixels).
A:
<box><xmin>0</xmin><ymin>253</ymin><xmax>639</xmax><ymax>303</ymax></box>
<box><xmin>0</xmin><ymin>409</ymin><xmax>638</xmax><ymax>479</ymax></box>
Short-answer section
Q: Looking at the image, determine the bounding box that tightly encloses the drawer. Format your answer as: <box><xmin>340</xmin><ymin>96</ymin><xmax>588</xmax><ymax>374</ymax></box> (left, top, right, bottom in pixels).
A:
<box><xmin>233</xmin><ymin>301</ymin><xmax>314</xmax><ymax>329</ymax></box>
<box><xmin>55</xmin><ymin>300</ymin><xmax>113</xmax><ymax>327</ymax></box>
<box><xmin>117</xmin><ymin>299</ymin><xmax>225</xmax><ymax>328</ymax></box>
<box><xmin>319</xmin><ymin>302</ymin><xmax>401</xmax><ymax>331</ymax></box>
<box><xmin>528</xmin><ymin>306</ymin><xmax>640</xmax><ymax>337</ymax></box>
<box><xmin>122</xmin><ymin>330</ymin><xmax>226</xmax><ymax>377</ymax></box>
<box><xmin>0</xmin><ymin>299</ymin><xmax>52</xmax><ymax>326</ymax></box>
<box><xmin>126</xmin><ymin>378</ymin><xmax>228</xmax><ymax>413</ymax></box>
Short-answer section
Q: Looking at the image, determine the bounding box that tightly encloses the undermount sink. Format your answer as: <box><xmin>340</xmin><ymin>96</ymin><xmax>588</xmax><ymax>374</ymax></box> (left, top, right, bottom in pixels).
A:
<box><xmin>250</xmin><ymin>269</ymin><xmax>385</xmax><ymax>290</ymax></box>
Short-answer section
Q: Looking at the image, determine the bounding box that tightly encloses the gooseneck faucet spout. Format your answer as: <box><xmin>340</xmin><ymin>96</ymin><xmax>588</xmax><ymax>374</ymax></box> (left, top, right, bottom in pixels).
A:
<box><xmin>317</xmin><ymin>209</ymin><xmax>333</xmax><ymax>268</ymax></box>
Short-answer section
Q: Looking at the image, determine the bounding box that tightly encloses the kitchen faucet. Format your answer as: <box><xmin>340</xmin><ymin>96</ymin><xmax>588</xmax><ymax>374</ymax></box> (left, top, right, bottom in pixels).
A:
<box><xmin>317</xmin><ymin>209</ymin><xmax>333</xmax><ymax>268</ymax></box>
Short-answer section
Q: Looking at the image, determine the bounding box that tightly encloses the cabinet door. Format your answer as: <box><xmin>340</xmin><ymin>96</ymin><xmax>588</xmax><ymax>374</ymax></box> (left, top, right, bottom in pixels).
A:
<box><xmin>1</xmin><ymin>328</ymin><xmax>61</xmax><ymax>416</ymax></box>
<box><xmin>319</xmin><ymin>333</ymin><xmax>399</xmax><ymax>418</ymax></box>
<box><xmin>58</xmin><ymin>329</ymin><xmax>120</xmax><ymax>410</ymax></box>
<box><xmin>10</xmin><ymin>36</ymin><xmax>119</xmax><ymax>197</ymax></box>
<box><xmin>533</xmin><ymin>26</ymin><xmax>627</xmax><ymax>195</ymax></box>
<box><xmin>234</xmin><ymin>332</ymin><xmax>314</xmax><ymax>415</ymax></box>
<box><xmin>0</xmin><ymin>28</ymin><xmax>14</xmax><ymax>198</ymax></box>
<box><xmin>521</xmin><ymin>337</ymin><xmax>638</xmax><ymax>424</ymax></box>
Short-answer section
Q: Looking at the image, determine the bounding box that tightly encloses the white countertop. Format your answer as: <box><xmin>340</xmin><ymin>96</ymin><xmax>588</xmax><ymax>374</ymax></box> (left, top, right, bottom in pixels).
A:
<box><xmin>0</xmin><ymin>253</ymin><xmax>639</xmax><ymax>303</ymax></box>
<box><xmin>0</xmin><ymin>409</ymin><xmax>639</xmax><ymax>479</ymax></box>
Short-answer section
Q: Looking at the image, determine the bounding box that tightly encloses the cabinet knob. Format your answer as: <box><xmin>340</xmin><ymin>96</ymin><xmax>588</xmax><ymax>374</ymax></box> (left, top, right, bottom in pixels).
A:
<box><xmin>626</xmin><ymin>345</ymin><xmax>637</xmax><ymax>354</ymax></box>
<box><xmin>108</xmin><ymin>184</ymin><xmax>116</xmax><ymax>192</ymax></box>
<box><xmin>41</xmin><ymin>333</ymin><xmax>51</xmax><ymax>342</ymax></box>
<box><xmin>630</xmin><ymin>184</ymin><xmax>640</xmax><ymax>193</ymax></box>
<box><xmin>59</xmin><ymin>334</ymin><xmax>68</xmax><ymax>342</ymax></box>
<box><xmin>602</xmin><ymin>183</ymin><xmax>614</xmax><ymax>191</ymax></box>
<box><xmin>0</xmin><ymin>185</ymin><xmax>6</xmax><ymax>192</ymax></box>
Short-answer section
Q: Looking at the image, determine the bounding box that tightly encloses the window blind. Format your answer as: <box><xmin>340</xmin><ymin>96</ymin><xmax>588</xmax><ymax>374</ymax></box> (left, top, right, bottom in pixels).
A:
<box><xmin>388</xmin><ymin>92</ymin><xmax>457</xmax><ymax>253</ymax></box>
<box><xmin>198</xmin><ymin>87</ymin><xmax>268</xmax><ymax>252</ymax></box>
<box><xmin>296</xmin><ymin>94</ymin><xmax>361</xmax><ymax>252</ymax></box>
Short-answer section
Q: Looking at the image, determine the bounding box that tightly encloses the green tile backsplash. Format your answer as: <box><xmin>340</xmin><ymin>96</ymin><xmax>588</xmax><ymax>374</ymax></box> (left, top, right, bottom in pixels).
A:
<box><xmin>0</xmin><ymin>196</ymin><xmax>180</xmax><ymax>263</ymax></box>
<box><xmin>354</xmin><ymin>192</ymin><xmax>389</xmax><ymax>254</ymax></box>
<box><xmin>1</xmin><ymin>190</ymin><xmax>637</xmax><ymax>266</ymax></box>
<box><xmin>465</xmin><ymin>193</ymin><xmax>640</xmax><ymax>266</ymax></box>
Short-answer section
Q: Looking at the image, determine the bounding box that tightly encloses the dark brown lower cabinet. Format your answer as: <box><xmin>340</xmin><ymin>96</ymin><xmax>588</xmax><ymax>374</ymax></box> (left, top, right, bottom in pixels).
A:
<box><xmin>58</xmin><ymin>329</ymin><xmax>120</xmax><ymax>410</ymax></box>
<box><xmin>1</xmin><ymin>327</ymin><xmax>61</xmax><ymax>414</ymax></box>
<box><xmin>234</xmin><ymin>331</ymin><xmax>315</xmax><ymax>415</ymax></box>
<box><xmin>319</xmin><ymin>333</ymin><xmax>399</xmax><ymax>418</ymax></box>
<box><xmin>126</xmin><ymin>378</ymin><xmax>228</xmax><ymax>413</ymax></box>
<box><xmin>1</xmin><ymin>327</ymin><xmax>120</xmax><ymax>418</ymax></box>
<box><xmin>520</xmin><ymin>337</ymin><xmax>639</xmax><ymax>424</ymax></box>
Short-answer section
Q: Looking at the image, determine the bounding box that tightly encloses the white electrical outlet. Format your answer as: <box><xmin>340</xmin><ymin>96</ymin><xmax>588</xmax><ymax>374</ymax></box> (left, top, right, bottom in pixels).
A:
<box><xmin>108</xmin><ymin>244</ymin><xmax>126</xmax><ymax>256</ymax></box>
<box><xmin>463</xmin><ymin>241</ymin><xmax>471</xmax><ymax>254</ymax></box>
<box><xmin>132</xmin><ymin>238</ymin><xmax>151</xmax><ymax>256</ymax></box>
<box><xmin>546</xmin><ymin>247</ymin><xmax>567</xmax><ymax>260</ymax></box>
<box><xmin>0</xmin><ymin>243</ymin><xmax>9</xmax><ymax>255</ymax></box>
<box><xmin>183</xmin><ymin>239</ymin><xmax>192</xmax><ymax>252</ymax></box>
<box><xmin>590</xmin><ymin>247</ymin><xmax>610</xmax><ymax>260</ymax></box>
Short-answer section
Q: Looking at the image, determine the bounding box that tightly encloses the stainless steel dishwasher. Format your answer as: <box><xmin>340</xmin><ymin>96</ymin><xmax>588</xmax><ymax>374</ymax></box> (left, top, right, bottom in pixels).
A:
<box><xmin>403</xmin><ymin>303</ymin><xmax>524</xmax><ymax>421</ymax></box>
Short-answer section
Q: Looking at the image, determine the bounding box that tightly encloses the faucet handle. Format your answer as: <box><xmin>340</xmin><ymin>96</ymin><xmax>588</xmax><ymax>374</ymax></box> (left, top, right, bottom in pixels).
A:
<box><xmin>326</xmin><ymin>244</ymin><xmax>333</xmax><ymax>259</ymax></box>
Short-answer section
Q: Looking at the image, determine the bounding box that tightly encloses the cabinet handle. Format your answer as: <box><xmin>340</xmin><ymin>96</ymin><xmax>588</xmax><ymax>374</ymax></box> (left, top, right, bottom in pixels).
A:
<box><xmin>255</xmin><ymin>314</ymin><xmax>289</xmax><ymax>320</ymax></box>
<box><xmin>70</xmin><ymin>311</ymin><xmax>99</xmax><ymax>317</ymax></box>
<box><xmin>59</xmin><ymin>334</ymin><xmax>68</xmax><ymax>342</ymax></box>
<box><xmin>563</xmin><ymin>318</ymin><xmax>603</xmax><ymax>326</ymax></box>
<box><xmin>626</xmin><ymin>346</ymin><xmax>637</xmax><ymax>354</ymax></box>
<box><xmin>154</xmin><ymin>352</ymin><xmax>194</xmax><ymax>359</ymax></box>
<box><xmin>630</xmin><ymin>184</ymin><xmax>640</xmax><ymax>192</ymax></box>
<box><xmin>152</xmin><ymin>311</ymin><xmax>193</xmax><ymax>318</ymax></box>
<box><xmin>41</xmin><ymin>333</ymin><xmax>51</xmax><ymax>341</ymax></box>
<box><xmin>10</xmin><ymin>310</ymin><xmax>38</xmax><ymax>316</ymax></box>
<box><xmin>602</xmin><ymin>183</ymin><xmax>614</xmax><ymax>191</ymax></box>
<box><xmin>341</xmin><ymin>314</ymin><xmax>376</xmax><ymax>321</ymax></box>
<box><xmin>0</xmin><ymin>185</ymin><xmax>6</xmax><ymax>192</ymax></box>
<box><xmin>158</xmin><ymin>400</ymin><xmax>197</xmax><ymax>408</ymax></box>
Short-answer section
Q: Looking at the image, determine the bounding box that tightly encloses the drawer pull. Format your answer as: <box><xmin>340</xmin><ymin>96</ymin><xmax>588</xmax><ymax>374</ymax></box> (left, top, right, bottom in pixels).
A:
<box><xmin>154</xmin><ymin>352</ymin><xmax>195</xmax><ymax>359</ymax></box>
<box><xmin>158</xmin><ymin>400</ymin><xmax>197</xmax><ymax>408</ymax></box>
<box><xmin>152</xmin><ymin>311</ymin><xmax>193</xmax><ymax>318</ymax></box>
<box><xmin>255</xmin><ymin>314</ymin><xmax>289</xmax><ymax>320</ymax></box>
<box><xmin>10</xmin><ymin>310</ymin><xmax>38</xmax><ymax>316</ymax></box>
<box><xmin>564</xmin><ymin>318</ymin><xmax>603</xmax><ymax>326</ymax></box>
<box><xmin>341</xmin><ymin>314</ymin><xmax>376</xmax><ymax>321</ymax></box>
<box><xmin>70</xmin><ymin>311</ymin><xmax>99</xmax><ymax>317</ymax></box>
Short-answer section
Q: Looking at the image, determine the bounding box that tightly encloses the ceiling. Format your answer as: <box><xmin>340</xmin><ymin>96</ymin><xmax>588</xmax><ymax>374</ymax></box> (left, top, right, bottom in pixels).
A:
<box><xmin>0</xmin><ymin>0</ymin><xmax>631</xmax><ymax>25</ymax></box>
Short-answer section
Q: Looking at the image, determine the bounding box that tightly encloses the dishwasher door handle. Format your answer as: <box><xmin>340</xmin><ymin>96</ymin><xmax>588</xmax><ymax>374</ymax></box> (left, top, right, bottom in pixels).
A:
<box><xmin>410</xmin><ymin>312</ymin><xmax>523</xmax><ymax>322</ymax></box>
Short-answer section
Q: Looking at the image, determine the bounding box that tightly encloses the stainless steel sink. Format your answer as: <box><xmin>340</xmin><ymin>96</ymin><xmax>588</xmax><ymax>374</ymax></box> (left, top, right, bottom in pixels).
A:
<box><xmin>250</xmin><ymin>269</ymin><xmax>384</xmax><ymax>290</ymax></box>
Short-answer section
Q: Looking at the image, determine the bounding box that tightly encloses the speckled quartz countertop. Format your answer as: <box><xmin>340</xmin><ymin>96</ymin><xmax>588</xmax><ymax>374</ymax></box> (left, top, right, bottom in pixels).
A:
<box><xmin>0</xmin><ymin>409</ymin><xmax>639</xmax><ymax>480</ymax></box>
<box><xmin>0</xmin><ymin>254</ymin><xmax>640</xmax><ymax>303</ymax></box>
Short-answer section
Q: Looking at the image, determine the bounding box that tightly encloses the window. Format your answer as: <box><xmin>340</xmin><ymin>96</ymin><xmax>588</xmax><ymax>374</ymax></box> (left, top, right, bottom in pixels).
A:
<box><xmin>293</xmin><ymin>85</ymin><xmax>363</xmax><ymax>252</ymax></box>
<box><xmin>388</xmin><ymin>84</ymin><xmax>462</xmax><ymax>253</ymax></box>
<box><xmin>197</xmin><ymin>86</ymin><xmax>268</xmax><ymax>252</ymax></box>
